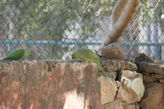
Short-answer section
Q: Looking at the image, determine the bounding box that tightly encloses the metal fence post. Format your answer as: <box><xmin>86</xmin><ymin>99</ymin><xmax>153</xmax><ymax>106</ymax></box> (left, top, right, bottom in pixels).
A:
<box><xmin>157</xmin><ymin>44</ymin><xmax>161</xmax><ymax>60</ymax></box>
<box><xmin>9</xmin><ymin>41</ymin><xmax>13</xmax><ymax>53</ymax></box>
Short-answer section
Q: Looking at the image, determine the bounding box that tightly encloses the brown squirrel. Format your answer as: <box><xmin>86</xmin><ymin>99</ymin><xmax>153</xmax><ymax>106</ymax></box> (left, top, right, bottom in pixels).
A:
<box><xmin>99</xmin><ymin>0</ymin><xmax>140</xmax><ymax>59</ymax></box>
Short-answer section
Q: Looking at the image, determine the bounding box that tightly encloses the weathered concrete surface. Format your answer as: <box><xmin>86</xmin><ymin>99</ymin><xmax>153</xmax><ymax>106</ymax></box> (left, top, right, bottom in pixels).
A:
<box><xmin>0</xmin><ymin>61</ymin><xmax>101</xmax><ymax>109</ymax></box>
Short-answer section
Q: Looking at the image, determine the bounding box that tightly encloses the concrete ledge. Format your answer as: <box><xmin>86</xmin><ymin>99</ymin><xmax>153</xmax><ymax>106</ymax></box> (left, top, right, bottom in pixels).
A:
<box><xmin>0</xmin><ymin>60</ymin><xmax>138</xmax><ymax>109</ymax></box>
<box><xmin>0</xmin><ymin>61</ymin><xmax>101</xmax><ymax>109</ymax></box>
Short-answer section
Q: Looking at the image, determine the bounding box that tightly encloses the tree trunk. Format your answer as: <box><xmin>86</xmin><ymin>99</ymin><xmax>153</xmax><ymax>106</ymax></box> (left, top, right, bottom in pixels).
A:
<box><xmin>103</xmin><ymin>0</ymin><xmax>140</xmax><ymax>47</ymax></box>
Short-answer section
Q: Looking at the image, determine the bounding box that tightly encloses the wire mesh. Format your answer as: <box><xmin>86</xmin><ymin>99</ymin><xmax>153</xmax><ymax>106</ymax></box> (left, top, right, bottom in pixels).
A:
<box><xmin>0</xmin><ymin>0</ymin><xmax>163</xmax><ymax>60</ymax></box>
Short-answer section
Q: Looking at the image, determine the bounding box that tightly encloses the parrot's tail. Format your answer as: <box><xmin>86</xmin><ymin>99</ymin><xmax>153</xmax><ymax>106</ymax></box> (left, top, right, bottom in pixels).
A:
<box><xmin>96</xmin><ymin>61</ymin><xmax>113</xmax><ymax>84</ymax></box>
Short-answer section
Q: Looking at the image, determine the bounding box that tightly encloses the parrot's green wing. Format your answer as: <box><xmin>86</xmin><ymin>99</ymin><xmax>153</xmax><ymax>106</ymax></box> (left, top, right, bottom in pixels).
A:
<box><xmin>77</xmin><ymin>48</ymin><xmax>100</xmax><ymax>61</ymax></box>
<box><xmin>73</xmin><ymin>48</ymin><xmax>113</xmax><ymax>84</ymax></box>
<box><xmin>3</xmin><ymin>48</ymin><xmax>26</xmax><ymax>61</ymax></box>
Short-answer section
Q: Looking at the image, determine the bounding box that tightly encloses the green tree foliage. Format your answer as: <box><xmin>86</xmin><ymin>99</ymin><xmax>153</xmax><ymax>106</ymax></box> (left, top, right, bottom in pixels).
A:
<box><xmin>0</xmin><ymin>0</ymin><xmax>114</xmax><ymax>40</ymax></box>
<box><xmin>139</xmin><ymin>0</ymin><xmax>164</xmax><ymax>31</ymax></box>
<box><xmin>154</xmin><ymin>1</ymin><xmax>164</xmax><ymax>32</ymax></box>
<box><xmin>0</xmin><ymin>0</ymin><xmax>114</xmax><ymax>59</ymax></box>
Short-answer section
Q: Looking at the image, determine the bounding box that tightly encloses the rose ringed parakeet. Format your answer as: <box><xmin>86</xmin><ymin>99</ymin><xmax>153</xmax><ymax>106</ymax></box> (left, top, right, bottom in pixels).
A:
<box><xmin>72</xmin><ymin>48</ymin><xmax>113</xmax><ymax>84</ymax></box>
<box><xmin>3</xmin><ymin>48</ymin><xmax>32</xmax><ymax>61</ymax></box>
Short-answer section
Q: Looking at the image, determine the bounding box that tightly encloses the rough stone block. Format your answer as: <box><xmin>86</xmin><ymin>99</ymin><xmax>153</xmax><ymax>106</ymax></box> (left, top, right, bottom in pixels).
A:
<box><xmin>117</xmin><ymin>70</ymin><xmax>145</xmax><ymax>103</ymax></box>
<box><xmin>100</xmin><ymin>60</ymin><xmax>138</xmax><ymax>73</ymax></box>
<box><xmin>159</xmin><ymin>79</ymin><xmax>164</xmax><ymax>84</ymax></box>
<box><xmin>140</xmin><ymin>83</ymin><xmax>164</xmax><ymax>109</ymax></box>
<box><xmin>143</xmin><ymin>75</ymin><xmax>157</xmax><ymax>83</ymax></box>
<box><xmin>136</xmin><ymin>61</ymin><xmax>164</xmax><ymax>76</ymax></box>
<box><xmin>102</xmin><ymin>99</ymin><xmax>140</xmax><ymax>109</ymax></box>
<box><xmin>98</xmin><ymin>76</ymin><xmax>117</xmax><ymax>105</ymax></box>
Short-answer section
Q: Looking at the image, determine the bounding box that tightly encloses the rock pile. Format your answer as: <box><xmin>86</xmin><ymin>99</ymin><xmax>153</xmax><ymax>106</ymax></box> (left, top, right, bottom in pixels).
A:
<box><xmin>98</xmin><ymin>60</ymin><xmax>144</xmax><ymax>109</ymax></box>
<box><xmin>136</xmin><ymin>61</ymin><xmax>164</xmax><ymax>84</ymax></box>
<box><xmin>99</xmin><ymin>54</ymin><xmax>164</xmax><ymax>109</ymax></box>
<box><xmin>134</xmin><ymin>53</ymin><xmax>164</xmax><ymax>84</ymax></box>
<box><xmin>134</xmin><ymin>53</ymin><xmax>164</xmax><ymax>109</ymax></box>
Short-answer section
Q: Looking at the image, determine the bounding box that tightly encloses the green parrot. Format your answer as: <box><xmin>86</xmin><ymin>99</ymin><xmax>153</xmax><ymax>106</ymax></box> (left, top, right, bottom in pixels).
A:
<box><xmin>72</xmin><ymin>48</ymin><xmax>113</xmax><ymax>84</ymax></box>
<box><xmin>3</xmin><ymin>48</ymin><xmax>32</xmax><ymax>61</ymax></box>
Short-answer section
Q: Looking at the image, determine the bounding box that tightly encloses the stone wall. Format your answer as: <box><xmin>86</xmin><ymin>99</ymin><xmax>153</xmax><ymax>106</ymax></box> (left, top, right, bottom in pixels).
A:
<box><xmin>0</xmin><ymin>60</ymin><xmax>164</xmax><ymax>109</ymax></box>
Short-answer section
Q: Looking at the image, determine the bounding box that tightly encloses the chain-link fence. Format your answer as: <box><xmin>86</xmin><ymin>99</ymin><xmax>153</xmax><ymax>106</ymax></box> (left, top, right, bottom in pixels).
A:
<box><xmin>0</xmin><ymin>0</ymin><xmax>163</xmax><ymax>60</ymax></box>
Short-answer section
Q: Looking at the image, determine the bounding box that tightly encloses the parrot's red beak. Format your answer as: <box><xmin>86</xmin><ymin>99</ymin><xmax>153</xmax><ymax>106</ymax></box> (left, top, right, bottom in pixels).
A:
<box><xmin>72</xmin><ymin>56</ymin><xmax>75</xmax><ymax>59</ymax></box>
